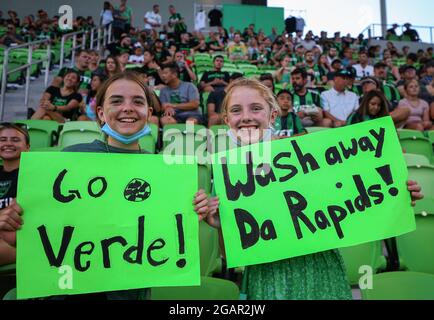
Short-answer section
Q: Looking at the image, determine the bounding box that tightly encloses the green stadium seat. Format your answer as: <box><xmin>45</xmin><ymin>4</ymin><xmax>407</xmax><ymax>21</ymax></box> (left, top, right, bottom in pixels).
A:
<box><xmin>17</xmin><ymin>120</ymin><xmax>60</xmax><ymax>149</ymax></box>
<box><xmin>427</xmin><ymin>130</ymin><xmax>434</xmax><ymax>145</ymax></box>
<box><xmin>361</xmin><ymin>272</ymin><xmax>434</xmax><ymax>300</ymax></box>
<box><xmin>339</xmin><ymin>241</ymin><xmax>387</xmax><ymax>286</ymax></box>
<box><xmin>58</xmin><ymin>121</ymin><xmax>103</xmax><ymax>149</ymax></box>
<box><xmin>194</xmin><ymin>56</ymin><xmax>212</xmax><ymax>63</ymax></box>
<box><xmin>194</xmin><ymin>61</ymin><xmax>213</xmax><ymax>68</ymax></box>
<box><xmin>222</xmin><ymin>67</ymin><xmax>242</xmax><ymax>75</ymax></box>
<box><xmin>222</xmin><ymin>62</ymin><xmax>237</xmax><ymax>69</ymax></box>
<box><xmin>245</xmin><ymin>72</ymin><xmax>258</xmax><ymax>79</ymax></box>
<box><xmin>305</xmin><ymin>127</ymin><xmax>331</xmax><ymax>134</ymax></box>
<box><xmin>138</xmin><ymin>134</ymin><xmax>156</xmax><ymax>154</ymax></box>
<box><xmin>198</xmin><ymin>163</ymin><xmax>211</xmax><ymax>195</ymax></box>
<box><xmin>406</xmin><ymin>165</ymin><xmax>434</xmax><ymax>215</ymax></box>
<box><xmin>2</xmin><ymin>288</ymin><xmax>16</xmax><ymax>300</ymax></box>
<box><xmin>194</xmin><ymin>53</ymin><xmax>211</xmax><ymax>59</ymax></box>
<box><xmin>30</xmin><ymin>146</ymin><xmax>63</xmax><ymax>152</ymax></box>
<box><xmin>399</xmin><ymin>136</ymin><xmax>433</xmax><ymax>164</ymax></box>
<box><xmin>151</xmin><ymin>276</ymin><xmax>239</xmax><ymax>300</ymax></box>
<box><xmin>162</xmin><ymin>124</ymin><xmax>209</xmax><ymax>165</ymax></box>
<box><xmin>199</xmin><ymin>221</ymin><xmax>220</xmax><ymax>276</ymax></box>
<box><xmin>208</xmin><ymin>126</ymin><xmax>236</xmax><ymax>154</ymax></box>
<box><xmin>201</xmin><ymin>92</ymin><xmax>210</xmax><ymax>115</ymax></box>
<box><xmin>403</xmin><ymin>153</ymin><xmax>431</xmax><ymax>166</ymax></box>
<box><xmin>397</xmin><ymin>129</ymin><xmax>426</xmax><ymax>140</ymax></box>
<box><xmin>396</xmin><ymin>214</ymin><xmax>434</xmax><ymax>274</ymax></box>
<box><xmin>233</xmin><ymin>60</ymin><xmax>250</xmax><ymax>65</ymax></box>
<box><xmin>209</xmin><ymin>125</ymin><xmax>229</xmax><ymax>137</ymax></box>
<box><xmin>125</xmin><ymin>64</ymin><xmax>139</xmax><ymax>69</ymax></box>
<box><xmin>148</xmin><ymin>123</ymin><xmax>159</xmax><ymax>144</ymax></box>
<box><xmin>237</xmin><ymin>64</ymin><xmax>258</xmax><ymax>72</ymax></box>
<box><xmin>7</xmin><ymin>61</ymin><xmax>23</xmax><ymax>83</ymax></box>
<box><xmin>195</xmin><ymin>66</ymin><xmax>213</xmax><ymax>75</ymax></box>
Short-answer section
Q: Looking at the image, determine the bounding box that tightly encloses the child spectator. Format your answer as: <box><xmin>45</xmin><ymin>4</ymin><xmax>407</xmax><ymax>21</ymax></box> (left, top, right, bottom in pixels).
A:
<box><xmin>104</xmin><ymin>55</ymin><xmax>122</xmax><ymax>78</ymax></box>
<box><xmin>347</xmin><ymin>90</ymin><xmax>390</xmax><ymax>125</ymax></box>
<box><xmin>128</xmin><ymin>45</ymin><xmax>145</xmax><ymax>64</ymax></box>
<box><xmin>273</xmin><ymin>89</ymin><xmax>307</xmax><ymax>137</ymax></box>
<box><xmin>0</xmin><ymin>123</ymin><xmax>30</xmax><ymax>266</ymax></box>
<box><xmin>78</xmin><ymin>74</ymin><xmax>107</xmax><ymax>121</ymax></box>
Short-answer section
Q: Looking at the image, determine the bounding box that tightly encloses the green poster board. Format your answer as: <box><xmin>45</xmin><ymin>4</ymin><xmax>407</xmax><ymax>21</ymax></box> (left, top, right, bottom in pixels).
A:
<box><xmin>212</xmin><ymin>117</ymin><xmax>416</xmax><ymax>268</ymax></box>
<box><xmin>222</xmin><ymin>4</ymin><xmax>284</xmax><ymax>35</ymax></box>
<box><xmin>16</xmin><ymin>153</ymin><xmax>199</xmax><ymax>299</ymax></box>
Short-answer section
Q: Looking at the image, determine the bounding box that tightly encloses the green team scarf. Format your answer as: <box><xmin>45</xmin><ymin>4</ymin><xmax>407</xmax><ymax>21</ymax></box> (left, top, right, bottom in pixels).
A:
<box><xmin>306</xmin><ymin>64</ymin><xmax>322</xmax><ymax>83</ymax></box>
<box><xmin>293</xmin><ymin>91</ymin><xmax>314</xmax><ymax>113</ymax></box>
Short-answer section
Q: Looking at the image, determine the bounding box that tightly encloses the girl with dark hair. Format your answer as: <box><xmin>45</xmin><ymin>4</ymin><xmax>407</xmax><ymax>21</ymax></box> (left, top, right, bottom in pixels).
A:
<box><xmin>78</xmin><ymin>73</ymin><xmax>107</xmax><ymax>121</ymax></box>
<box><xmin>104</xmin><ymin>55</ymin><xmax>122</xmax><ymax>78</ymax></box>
<box><xmin>347</xmin><ymin>90</ymin><xmax>390</xmax><ymax>125</ymax></box>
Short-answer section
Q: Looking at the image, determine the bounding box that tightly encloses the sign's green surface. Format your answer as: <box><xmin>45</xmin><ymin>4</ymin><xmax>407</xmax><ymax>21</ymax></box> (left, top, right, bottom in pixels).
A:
<box><xmin>212</xmin><ymin>117</ymin><xmax>416</xmax><ymax>268</ymax></box>
<box><xmin>17</xmin><ymin>153</ymin><xmax>199</xmax><ymax>299</ymax></box>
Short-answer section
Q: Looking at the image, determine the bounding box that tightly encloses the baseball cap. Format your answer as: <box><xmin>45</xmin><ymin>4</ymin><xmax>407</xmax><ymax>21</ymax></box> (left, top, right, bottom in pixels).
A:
<box><xmin>360</xmin><ymin>76</ymin><xmax>380</xmax><ymax>88</ymax></box>
<box><xmin>346</xmin><ymin>67</ymin><xmax>357</xmax><ymax>78</ymax></box>
<box><xmin>334</xmin><ymin>69</ymin><xmax>352</xmax><ymax>78</ymax></box>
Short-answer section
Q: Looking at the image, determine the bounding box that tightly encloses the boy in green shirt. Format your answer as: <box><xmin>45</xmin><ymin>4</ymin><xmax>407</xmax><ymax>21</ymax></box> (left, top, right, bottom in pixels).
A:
<box><xmin>273</xmin><ymin>90</ymin><xmax>306</xmax><ymax>137</ymax></box>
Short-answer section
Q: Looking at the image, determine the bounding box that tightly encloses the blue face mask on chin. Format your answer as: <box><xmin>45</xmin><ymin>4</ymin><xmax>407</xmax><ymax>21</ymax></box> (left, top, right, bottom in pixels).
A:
<box><xmin>101</xmin><ymin>123</ymin><xmax>152</xmax><ymax>145</ymax></box>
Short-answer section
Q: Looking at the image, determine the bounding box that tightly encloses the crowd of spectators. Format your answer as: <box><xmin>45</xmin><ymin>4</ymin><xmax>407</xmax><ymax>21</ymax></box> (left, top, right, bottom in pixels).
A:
<box><xmin>0</xmin><ymin>2</ymin><xmax>433</xmax><ymax>133</ymax></box>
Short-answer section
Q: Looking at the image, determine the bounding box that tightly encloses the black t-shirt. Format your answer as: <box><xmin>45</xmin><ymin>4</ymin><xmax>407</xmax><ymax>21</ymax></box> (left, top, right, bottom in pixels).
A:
<box><xmin>200</xmin><ymin>71</ymin><xmax>230</xmax><ymax>89</ymax></box>
<box><xmin>208</xmin><ymin>9</ymin><xmax>223</xmax><ymax>27</ymax></box>
<box><xmin>177</xmin><ymin>41</ymin><xmax>195</xmax><ymax>55</ymax></box>
<box><xmin>107</xmin><ymin>42</ymin><xmax>131</xmax><ymax>56</ymax></box>
<box><xmin>285</xmin><ymin>17</ymin><xmax>297</xmax><ymax>33</ymax></box>
<box><xmin>45</xmin><ymin>86</ymin><xmax>83</xmax><ymax>120</ymax></box>
<box><xmin>179</xmin><ymin>68</ymin><xmax>192</xmax><ymax>83</ymax></box>
<box><xmin>207</xmin><ymin>90</ymin><xmax>226</xmax><ymax>114</ymax></box>
<box><xmin>154</xmin><ymin>49</ymin><xmax>171</xmax><ymax>64</ymax></box>
<box><xmin>0</xmin><ymin>167</ymin><xmax>18</xmax><ymax>209</ymax></box>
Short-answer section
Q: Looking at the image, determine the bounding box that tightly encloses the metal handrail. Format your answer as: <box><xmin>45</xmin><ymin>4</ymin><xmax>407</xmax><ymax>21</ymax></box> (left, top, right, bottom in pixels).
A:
<box><xmin>59</xmin><ymin>30</ymin><xmax>88</xmax><ymax>70</ymax></box>
<box><xmin>0</xmin><ymin>39</ymin><xmax>51</xmax><ymax>121</ymax></box>
<box><xmin>89</xmin><ymin>24</ymin><xmax>113</xmax><ymax>52</ymax></box>
<box><xmin>59</xmin><ymin>24</ymin><xmax>112</xmax><ymax>69</ymax></box>
<box><xmin>361</xmin><ymin>23</ymin><xmax>434</xmax><ymax>43</ymax></box>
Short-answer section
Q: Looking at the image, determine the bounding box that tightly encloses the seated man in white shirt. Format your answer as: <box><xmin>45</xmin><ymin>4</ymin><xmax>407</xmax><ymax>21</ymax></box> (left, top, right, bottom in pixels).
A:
<box><xmin>321</xmin><ymin>69</ymin><xmax>360</xmax><ymax>128</ymax></box>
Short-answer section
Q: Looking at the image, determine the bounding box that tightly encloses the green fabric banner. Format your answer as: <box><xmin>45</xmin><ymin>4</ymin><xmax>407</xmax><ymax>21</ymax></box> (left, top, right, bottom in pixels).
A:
<box><xmin>222</xmin><ymin>4</ymin><xmax>285</xmax><ymax>35</ymax></box>
<box><xmin>212</xmin><ymin>117</ymin><xmax>416</xmax><ymax>268</ymax></box>
<box><xmin>16</xmin><ymin>153</ymin><xmax>199</xmax><ymax>299</ymax></box>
